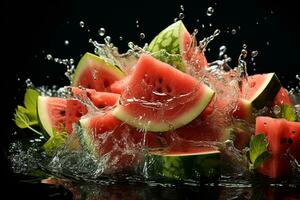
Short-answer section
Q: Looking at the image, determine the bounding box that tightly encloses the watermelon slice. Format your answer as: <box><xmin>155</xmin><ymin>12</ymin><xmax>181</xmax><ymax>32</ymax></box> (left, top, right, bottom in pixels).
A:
<box><xmin>37</xmin><ymin>88</ymin><xmax>120</xmax><ymax>136</ymax></box>
<box><xmin>232</xmin><ymin>73</ymin><xmax>281</xmax><ymax>121</ymax></box>
<box><xmin>148</xmin><ymin>20</ymin><xmax>208</xmax><ymax>72</ymax></box>
<box><xmin>72</xmin><ymin>52</ymin><xmax>125</xmax><ymax>92</ymax></box>
<box><xmin>112</xmin><ymin>54</ymin><xmax>214</xmax><ymax>132</ymax></box>
<box><xmin>242</xmin><ymin>73</ymin><xmax>281</xmax><ymax>109</ymax></box>
<box><xmin>256</xmin><ymin>116</ymin><xmax>300</xmax><ymax>178</ymax></box>
<box><xmin>37</xmin><ymin>96</ymin><xmax>67</xmax><ymax>137</ymax></box>
<box><xmin>145</xmin><ymin>142</ymin><xmax>220</xmax><ymax>181</ymax></box>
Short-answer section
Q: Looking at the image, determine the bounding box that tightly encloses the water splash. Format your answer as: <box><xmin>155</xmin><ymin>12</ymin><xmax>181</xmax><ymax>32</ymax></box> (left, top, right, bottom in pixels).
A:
<box><xmin>206</xmin><ymin>7</ymin><xmax>214</xmax><ymax>16</ymax></box>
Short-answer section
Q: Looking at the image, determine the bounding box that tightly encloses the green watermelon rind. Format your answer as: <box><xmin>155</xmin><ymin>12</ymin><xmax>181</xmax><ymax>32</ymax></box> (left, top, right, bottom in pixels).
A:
<box><xmin>72</xmin><ymin>52</ymin><xmax>125</xmax><ymax>86</ymax></box>
<box><xmin>148</xmin><ymin>20</ymin><xmax>189</xmax><ymax>72</ymax></box>
<box><xmin>37</xmin><ymin>96</ymin><xmax>55</xmax><ymax>137</ymax></box>
<box><xmin>145</xmin><ymin>150</ymin><xmax>221</xmax><ymax>181</ymax></box>
<box><xmin>112</xmin><ymin>84</ymin><xmax>215</xmax><ymax>132</ymax></box>
<box><xmin>249</xmin><ymin>73</ymin><xmax>281</xmax><ymax>109</ymax></box>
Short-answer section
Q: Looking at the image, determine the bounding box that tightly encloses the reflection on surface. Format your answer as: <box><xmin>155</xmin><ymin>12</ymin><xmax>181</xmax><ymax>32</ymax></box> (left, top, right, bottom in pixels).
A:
<box><xmin>39</xmin><ymin>177</ymin><xmax>300</xmax><ymax>200</ymax></box>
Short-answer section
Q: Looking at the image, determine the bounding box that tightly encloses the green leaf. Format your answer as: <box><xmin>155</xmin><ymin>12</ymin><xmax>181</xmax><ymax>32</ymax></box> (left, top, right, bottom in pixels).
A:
<box><xmin>43</xmin><ymin>129</ymin><xmax>68</xmax><ymax>154</ymax></box>
<box><xmin>24</xmin><ymin>88</ymin><xmax>39</xmax><ymax>118</ymax></box>
<box><xmin>14</xmin><ymin>109</ymin><xmax>41</xmax><ymax>134</ymax></box>
<box><xmin>281</xmin><ymin>104</ymin><xmax>297</xmax><ymax>122</ymax></box>
<box><xmin>13</xmin><ymin>88</ymin><xmax>41</xmax><ymax>135</ymax></box>
<box><xmin>249</xmin><ymin>134</ymin><xmax>271</xmax><ymax>169</ymax></box>
<box><xmin>253</xmin><ymin>151</ymin><xmax>272</xmax><ymax>169</ymax></box>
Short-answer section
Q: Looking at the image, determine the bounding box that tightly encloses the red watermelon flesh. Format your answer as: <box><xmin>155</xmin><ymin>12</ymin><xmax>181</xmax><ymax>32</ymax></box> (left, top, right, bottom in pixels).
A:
<box><xmin>110</xmin><ymin>75</ymin><xmax>131</xmax><ymax>94</ymax></box>
<box><xmin>113</xmin><ymin>54</ymin><xmax>214</xmax><ymax>132</ymax></box>
<box><xmin>256</xmin><ymin>117</ymin><xmax>300</xmax><ymax>178</ymax></box>
<box><xmin>273</xmin><ymin>87</ymin><xmax>292</xmax><ymax>106</ymax></box>
<box><xmin>65</xmin><ymin>88</ymin><xmax>120</xmax><ymax>134</ymax></box>
<box><xmin>72</xmin><ymin>53</ymin><xmax>125</xmax><ymax>92</ymax></box>
<box><xmin>80</xmin><ymin>112</ymin><xmax>163</xmax><ymax>173</ymax></box>
<box><xmin>181</xmin><ymin>30</ymin><xmax>208</xmax><ymax>71</ymax></box>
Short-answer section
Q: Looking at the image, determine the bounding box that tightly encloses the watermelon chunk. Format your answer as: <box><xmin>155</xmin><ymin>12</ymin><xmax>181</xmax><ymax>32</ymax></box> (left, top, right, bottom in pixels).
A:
<box><xmin>72</xmin><ymin>52</ymin><xmax>125</xmax><ymax>92</ymax></box>
<box><xmin>256</xmin><ymin>116</ymin><xmax>300</xmax><ymax>178</ymax></box>
<box><xmin>112</xmin><ymin>54</ymin><xmax>214</xmax><ymax>132</ymax></box>
<box><xmin>148</xmin><ymin>20</ymin><xmax>208</xmax><ymax>72</ymax></box>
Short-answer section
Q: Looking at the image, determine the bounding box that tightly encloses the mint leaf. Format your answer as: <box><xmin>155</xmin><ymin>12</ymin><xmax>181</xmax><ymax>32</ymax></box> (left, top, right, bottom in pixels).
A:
<box><xmin>249</xmin><ymin>134</ymin><xmax>271</xmax><ymax>170</ymax></box>
<box><xmin>43</xmin><ymin>129</ymin><xmax>68</xmax><ymax>154</ymax></box>
<box><xmin>24</xmin><ymin>88</ymin><xmax>39</xmax><ymax>119</ymax></box>
<box><xmin>14</xmin><ymin>108</ymin><xmax>41</xmax><ymax>135</ymax></box>
<box><xmin>13</xmin><ymin>88</ymin><xmax>41</xmax><ymax>134</ymax></box>
<box><xmin>281</xmin><ymin>104</ymin><xmax>297</xmax><ymax>122</ymax></box>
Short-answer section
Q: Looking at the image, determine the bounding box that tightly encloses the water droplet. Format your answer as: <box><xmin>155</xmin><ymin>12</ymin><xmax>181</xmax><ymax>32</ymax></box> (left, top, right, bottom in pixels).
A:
<box><xmin>128</xmin><ymin>42</ymin><xmax>134</xmax><ymax>49</ymax></box>
<box><xmin>209</xmin><ymin>23</ymin><xmax>212</xmax><ymax>27</ymax></box>
<box><xmin>119</xmin><ymin>36</ymin><xmax>123</xmax><ymax>41</ymax></box>
<box><xmin>266</xmin><ymin>41</ymin><xmax>270</xmax><ymax>46</ymax></box>
<box><xmin>174</xmin><ymin>18</ymin><xmax>178</xmax><ymax>22</ymax></box>
<box><xmin>25</xmin><ymin>79</ymin><xmax>34</xmax><ymax>87</ymax></box>
<box><xmin>180</xmin><ymin>5</ymin><xmax>184</xmax><ymax>11</ymax></box>
<box><xmin>231</xmin><ymin>29</ymin><xmax>236</xmax><ymax>35</ymax></box>
<box><xmin>46</xmin><ymin>54</ymin><xmax>53</xmax><ymax>60</ymax></box>
<box><xmin>178</xmin><ymin>13</ymin><xmax>185</xmax><ymax>19</ymax></box>
<box><xmin>139</xmin><ymin>33</ymin><xmax>145</xmax><ymax>39</ymax></box>
<box><xmin>251</xmin><ymin>51</ymin><xmax>258</xmax><ymax>58</ymax></box>
<box><xmin>104</xmin><ymin>36</ymin><xmax>111</xmax><ymax>44</ymax></box>
<box><xmin>273</xmin><ymin>105</ymin><xmax>281</xmax><ymax>115</ymax></box>
<box><xmin>206</xmin><ymin>7</ymin><xmax>214</xmax><ymax>16</ymax></box>
<box><xmin>79</xmin><ymin>21</ymin><xmax>85</xmax><ymax>28</ymax></box>
<box><xmin>219</xmin><ymin>45</ymin><xmax>227</xmax><ymax>58</ymax></box>
<box><xmin>64</xmin><ymin>40</ymin><xmax>69</xmax><ymax>46</ymax></box>
<box><xmin>202</xmin><ymin>24</ymin><xmax>205</xmax><ymax>28</ymax></box>
<box><xmin>243</xmin><ymin>44</ymin><xmax>247</xmax><ymax>49</ymax></box>
<box><xmin>196</xmin><ymin>19</ymin><xmax>200</xmax><ymax>23</ymax></box>
<box><xmin>241</xmin><ymin>49</ymin><xmax>247</xmax><ymax>58</ymax></box>
<box><xmin>98</xmin><ymin>27</ymin><xmax>105</xmax><ymax>36</ymax></box>
<box><xmin>214</xmin><ymin>29</ymin><xmax>221</xmax><ymax>36</ymax></box>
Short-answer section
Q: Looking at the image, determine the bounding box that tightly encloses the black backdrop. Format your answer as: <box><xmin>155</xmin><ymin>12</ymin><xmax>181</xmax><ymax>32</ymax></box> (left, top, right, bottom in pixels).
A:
<box><xmin>2</xmin><ymin>0</ymin><xmax>300</xmax><ymax>199</ymax></box>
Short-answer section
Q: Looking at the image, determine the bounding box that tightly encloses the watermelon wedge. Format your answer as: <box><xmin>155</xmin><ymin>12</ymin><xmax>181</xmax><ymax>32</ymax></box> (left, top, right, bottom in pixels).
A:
<box><xmin>37</xmin><ymin>88</ymin><xmax>120</xmax><ymax>136</ymax></box>
<box><xmin>256</xmin><ymin>116</ymin><xmax>300</xmax><ymax>178</ymax></box>
<box><xmin>112</xmin><ymin>54</ymin><xmax>214</xmax><ymax>132</ymax></box>
<box><xmin>242</xmin><ymin>73</ymin><xmax>281</xmax><ymax>109</ymax></box>
<box><xmin>232</xmin><ymin>73</ymin><xmax>281</xmax><ymax>121</ymax></box>
<box><xmin>37</xmin><ymin>96</ymin><xmax>67</xmax><ymax>137</ymax></box>
<box><xmin>72</xmin><ymin>52</ymin><xmax>125</xmax><ymax>92</ymax></box>
<box><xmin>148</xmin><ymin>20</ymin><xmax>208</xmax><ymax>72</ymax></box>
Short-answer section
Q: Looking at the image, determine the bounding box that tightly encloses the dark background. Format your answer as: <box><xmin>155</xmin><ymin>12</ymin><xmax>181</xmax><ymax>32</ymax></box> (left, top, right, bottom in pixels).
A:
<box><xmin>2</xmin><ymin>0</ymin><xmax>300</xmax><ymax>199</ymax></box>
